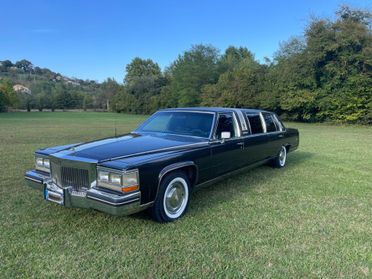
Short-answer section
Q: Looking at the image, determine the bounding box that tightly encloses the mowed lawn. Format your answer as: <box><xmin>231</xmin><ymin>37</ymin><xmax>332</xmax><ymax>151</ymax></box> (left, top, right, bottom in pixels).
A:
<box><xmin>0</xmin><ymin>112</ymin><xmax>371</xmax><ymax>278</ymax></box>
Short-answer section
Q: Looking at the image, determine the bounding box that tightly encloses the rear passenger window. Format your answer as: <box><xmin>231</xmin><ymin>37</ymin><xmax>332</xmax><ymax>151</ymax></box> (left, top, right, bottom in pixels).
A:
<box><xmin>272</xmin><ymin>114</ymin><xmax>285</xmax><ymax>131</ymax></box>
<box><xmin>215</xmin><ymin>113</ymin><xmax>239</xmax><ymax>139</ymax></box>
<box><xmin>263</xmin><ymin>113</ymin><xmax>277</xmax><ymax>132</ymax></box>
<box><xmin>246</xmin><ymin>114</ymin><xmax>263</xmax><ymax>134</ymax></box>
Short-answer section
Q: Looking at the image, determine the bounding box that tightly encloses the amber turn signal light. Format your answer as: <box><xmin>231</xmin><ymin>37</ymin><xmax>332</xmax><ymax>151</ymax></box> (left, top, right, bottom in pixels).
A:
<box><xmin>121</xmin><ymin>185</ymin><xmax>139</xmax><ymax>193</ymax></box>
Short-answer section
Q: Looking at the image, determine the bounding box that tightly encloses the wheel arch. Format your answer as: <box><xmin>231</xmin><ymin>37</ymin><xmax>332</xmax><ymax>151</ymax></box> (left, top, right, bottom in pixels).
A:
<box><xmin>154</xmin><ymin>161</ymin><xmax>198</xmax><ymax>202</ymax></box>
<box><xmin>283</xmin><ymin>143</ymin><xmax>291</xmax><ymax>153</ymax></box>
<box><xmin>158</xmin><ymin>161</ymin><xmax>198</xmax><ymax>187</ymax></box>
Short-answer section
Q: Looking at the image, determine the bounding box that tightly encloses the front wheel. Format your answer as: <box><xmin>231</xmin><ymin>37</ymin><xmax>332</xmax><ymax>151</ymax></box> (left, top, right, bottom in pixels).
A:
<box><xmin>272</xmin><ymin>145</ymin><xmax>287</xmax><ymax>168</ymax></box>
<box><xmin>150</xmin><ymin>171</ymin><xmax>190</xmax><ymax>222</ymax></box>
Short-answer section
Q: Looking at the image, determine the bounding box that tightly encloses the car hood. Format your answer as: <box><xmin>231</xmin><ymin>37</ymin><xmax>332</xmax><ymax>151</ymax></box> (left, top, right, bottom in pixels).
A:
<box><xmin>47</xmin><ymin>133</ymin><xmax>208</xmax><ymax>162</ymax></box>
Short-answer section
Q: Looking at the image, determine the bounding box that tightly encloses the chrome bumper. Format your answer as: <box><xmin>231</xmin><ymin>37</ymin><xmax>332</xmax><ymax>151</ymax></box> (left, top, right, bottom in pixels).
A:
<box><xmin>25</xmin><ymin>170</ymin><xmax>150</xmax><ymax>216</ymax></box>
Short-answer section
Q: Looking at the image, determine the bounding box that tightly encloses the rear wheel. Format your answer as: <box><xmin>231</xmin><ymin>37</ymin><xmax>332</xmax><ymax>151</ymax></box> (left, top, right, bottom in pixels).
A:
<box><xmin>150</xmin><ymin>171</ymin><xmax>190</xmax><ymax>222</ymax></box>
<box><xmin>272</xmin><ymin>145</ymin><xmax>287</xmax><ymax>168</ymax></box>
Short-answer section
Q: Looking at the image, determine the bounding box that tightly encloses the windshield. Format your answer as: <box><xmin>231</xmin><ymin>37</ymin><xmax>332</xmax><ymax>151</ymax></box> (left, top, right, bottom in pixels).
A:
<box><xmin>136</xmin><ymin>111</ymin><xmax>214</xmax><ymax>138</ymax></box>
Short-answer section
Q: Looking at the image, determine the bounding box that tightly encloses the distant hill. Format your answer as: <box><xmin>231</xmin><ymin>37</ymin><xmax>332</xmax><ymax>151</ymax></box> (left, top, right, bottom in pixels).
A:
<box><xmin>0</xmin><ymin>59</ymin><xmax>100</xmax><ymax>91</ymax></box>
<box><xmin>0</xmin><ymin>59</ymin><xmax>113</xmax><ymax>111</ymax></box>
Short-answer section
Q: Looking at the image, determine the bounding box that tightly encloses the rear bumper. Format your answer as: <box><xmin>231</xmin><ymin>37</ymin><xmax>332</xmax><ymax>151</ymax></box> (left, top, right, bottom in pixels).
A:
<box><xmin>25</xmin><ymin>170</ymin><xmax>151</xmax><ymax>216</ymax></box>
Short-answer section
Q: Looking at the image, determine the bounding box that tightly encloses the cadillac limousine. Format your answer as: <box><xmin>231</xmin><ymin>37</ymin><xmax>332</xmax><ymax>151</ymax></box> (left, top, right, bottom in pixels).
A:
<box><xmin>25</xmin><ymin>107</ymin><xmax>299</xmax><ymax>222</ymax></box>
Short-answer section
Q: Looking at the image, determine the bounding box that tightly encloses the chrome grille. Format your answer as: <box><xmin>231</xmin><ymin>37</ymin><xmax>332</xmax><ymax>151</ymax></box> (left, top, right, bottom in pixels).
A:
<box><xmin>61</xmin><ymin>167</ymin><xmax>90</xmax><ymax>191</ymax></box>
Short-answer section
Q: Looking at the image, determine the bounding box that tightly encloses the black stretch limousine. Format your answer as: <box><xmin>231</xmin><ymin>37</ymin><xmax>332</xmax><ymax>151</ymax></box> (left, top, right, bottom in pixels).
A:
<box><xmin>25</xmin><ymin>107</ymin><xmax>299</xmax><ymax>222</ymax></box>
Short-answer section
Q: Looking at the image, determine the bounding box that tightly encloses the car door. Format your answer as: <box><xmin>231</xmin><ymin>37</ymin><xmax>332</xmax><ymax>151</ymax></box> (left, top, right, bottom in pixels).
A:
<box><xmin>209</xmin><ymin>112</ymin><xmax>245</xmax><ymax>177</ymax></box>
<box><xmin>261</xmin><ymin>112</ymin><xmax>283</xmax><ymax>158</ymax></box>
<box><xmin>242</xmin><ymin>113</ymin><xmax>270</xmax><ymax>164</ymax></box>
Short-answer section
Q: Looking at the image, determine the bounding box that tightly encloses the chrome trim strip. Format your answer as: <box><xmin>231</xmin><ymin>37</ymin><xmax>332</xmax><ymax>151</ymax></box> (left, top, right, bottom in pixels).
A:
<box><xmin>241</xmin><ymin>131</ymin><xmax>283</xmax><ymax>138</ymax></box>
<box><xmin>88</xmin><ymin>187</ymin><xmax>140</xmax><ymax>200</ymax></box>
<box><xmin>158</xmin><ymin>161</ymin><xmax>197</xmax><ymax>181</ymax></box>
<box><xmin>87</xmin><ymin>195</ymin><xmax>140</xmax><ymax>206</ymax></box>
<box><xmin>97</xmin><ymin>167</ymin><xmax>139</xmax><ymax>175</ymax></box>
<box><xmin>232</xmin><ymin>112</ymin><xmax>242</xmax><ymax>137</ymax></box>
<box><xmin>135</xmin><ymin>131</ymin><xmax>212</xmax><ymax>140</ymax></box>
<box><xmin>154</xmin><ymin>162</ymin><xmax>198</xmax><ymax>203</ymax></box>
<box><xmin>24</xmin><ymin>176</ymin><xmax>43</xmax><ymax>184</ymax></box>
<box><xmin>234</xmin><ymin>109</ymin><xmax>248</xmax><ymax>131</ymax></box>
<box><xmin>134</xmin><ymin>110</ymin><xmax>217</xmax><ymax>140</ymax></box>
<box><xmin>212</xmin><ymin>111</ymin><xmax>242</xmax><ymax>140</ymax></box>
<box><xmin>160</xmin><ymin>109</ymin><xmax>216</xmax><ymax>115</ymax></box>
<box><xmin>208</xmin><ymin>112</ymin><xmax>218</xmax><ymax>139</ymax></box>
<box><xmin>100</xmin><ymin>142</ymin><xmax>209</xmax><ymax>162</ymax></box>
<box><xmin>272</xmin><ymin>113</ymin><xmax>284</xmax><ymax>131</ymax></box>
<box><xmin>259</xmin><ymin>112</ymin><xmax>267</xmax><ymax>133</ymax></box>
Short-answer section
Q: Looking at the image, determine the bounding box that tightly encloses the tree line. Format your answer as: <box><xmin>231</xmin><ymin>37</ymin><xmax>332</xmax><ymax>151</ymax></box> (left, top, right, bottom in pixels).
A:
<box><xmin>1</xmin><ymin>6</ymin><xmax>371</xmax><ymax>123</ymax></box>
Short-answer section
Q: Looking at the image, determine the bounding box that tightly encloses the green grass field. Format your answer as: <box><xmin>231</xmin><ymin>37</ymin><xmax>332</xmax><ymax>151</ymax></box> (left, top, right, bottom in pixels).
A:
<box><xmin>0</xmin><ymin>112</ymin><xmax>371</xmax><ymax>278</ymax></box>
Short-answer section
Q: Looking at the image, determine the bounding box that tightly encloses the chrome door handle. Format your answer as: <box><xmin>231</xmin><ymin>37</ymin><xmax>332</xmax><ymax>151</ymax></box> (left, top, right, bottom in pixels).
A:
<box><xmin>278</xmin><ymin>134</ymin><xmax>284</xmax><ymax>138</ymax></box>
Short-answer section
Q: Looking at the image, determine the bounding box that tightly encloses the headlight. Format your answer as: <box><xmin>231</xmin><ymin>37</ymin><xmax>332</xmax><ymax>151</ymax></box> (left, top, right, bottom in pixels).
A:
<box><xmin>98</xmin><ymin>171</ymin><xmax>109</xmax><ymax>182</ymax></box>
<box><xmin>110</xmin><ymin>173</ymin><xmax>122</xmax><ymax>185</ymax></box>
<box><xmin>35</xmin><ymin>156</ymin><xmax>50</xmax><ymax>173</ymax></box>
<box><xmin>97</xmin><ymin>168</ymin><xmax>139</xmax><ymax>193</ymax></box>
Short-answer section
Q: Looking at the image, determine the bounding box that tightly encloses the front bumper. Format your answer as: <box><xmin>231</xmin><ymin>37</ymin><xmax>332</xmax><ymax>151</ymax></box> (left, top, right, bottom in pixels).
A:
<box><xmin>25</xmin><ymin>170</ymin><xmax>150</xmax><ymax>216</ymax></box>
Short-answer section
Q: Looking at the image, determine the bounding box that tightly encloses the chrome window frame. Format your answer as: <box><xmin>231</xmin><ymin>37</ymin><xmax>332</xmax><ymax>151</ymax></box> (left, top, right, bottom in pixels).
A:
<box><xmin>233</xmin><ymin>109</ymin><xmax>248</xmax><ymax>132</ymax></box>
<box><xmin>245</xmin><ymin>113</ymin><xmax>265</xmax><ymax>135</ymax></box>
<box><xmin>272</xmin><ymin>113</ymin><xmax>285</xmax><ymax>132</ymax></box>
<box><xmin>212</xmin><ymin>111</ymin><xmax>242</xmax><ymax>141</ymax></box>
<box><xmin>134</xmin><ymin>110</ymin><xmax>216</xmax><ymax>140</ymax></box>
<box><xmin>261</xmin><ymin>112</ymin><xmax>280</xmax><ymax>133</ymax></box>
<box><xmin>259</xmin><ymin>112</ymin><xmax>267</xmax><ymax>133</ymax></box>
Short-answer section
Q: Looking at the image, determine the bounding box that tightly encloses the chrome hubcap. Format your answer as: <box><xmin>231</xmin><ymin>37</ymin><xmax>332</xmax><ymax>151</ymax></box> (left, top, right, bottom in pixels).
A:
<box><xmin>163</xmin><ymin>178</ymin><xmax>188</xmax><ymax>218</ymax></box>
<box><xmin>279</xmin><ymin>146</ymin><xmax>286</xmax><ymax>166</ymax></box>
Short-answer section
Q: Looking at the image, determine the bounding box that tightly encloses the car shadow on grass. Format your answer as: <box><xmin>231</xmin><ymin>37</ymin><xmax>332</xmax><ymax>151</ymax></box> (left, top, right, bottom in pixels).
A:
<box><xmin>186</xmin><ymin>150</ymin><xmax>314</xmax><ymax>215</ymax></box>
<box><xmin>128</xmin><ymin>150</ymin><xmax>314</xmax><ymax>221</ymax></box>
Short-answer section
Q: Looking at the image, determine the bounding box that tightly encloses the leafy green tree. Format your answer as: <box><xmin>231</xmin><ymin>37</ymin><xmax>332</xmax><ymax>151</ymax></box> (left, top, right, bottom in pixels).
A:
<box><xmin>124</xmin><ymin>58</ymin><xmax>162</xmax><ymax>86</ymax></box>
<box><xmin>269</xmin><ymin>37</ymin><xmax>318</xmax><ymax>120</ymax></box>
<box><xmin>0</xmin><ymin>60</ymin><xmax>13</xmax><ymax>72</ymax></box>
<box><xmin>54</xmin><ymin>84</ymin><xmax>72</xmax><ymax>111</ymax></box>
<box><xmin>168</xmin><ymin>44</ymin><xmax>220</xmax><ymax>106</ymax></box>
<box><xmin>15</xmin><ymin>59</ymin><xmax>33</xmax><ymax>72</ymax></box>
<box><xmin>0</xmin><ymin>79</ymin><xmax>17</xmax><ymax>112</ymax></box>
<box><xmin>113</xmin><ymin>58</ymin><xmax>166</xmax><ymax>114</ymax></box>
<box><xmin>83</xmin><ymin>95</ymin><xmax>94</xmax><ymax>111</ymax></box>
<box><xmin>98</xmin><ymin>78</ymin><xmax>123</xmax><ymax>110</ymax></box>
<box><xmin>201</xmin><ymin>55</ymin><xmax>265</xmax><ymax>108</ymax></box>
<box><xmin>218</xmin><ymin>46</ymin><xmax>254</xmax><ymax>73</ymax></box>
<box><xmin>265</xmin><ymin>6</ymin><xmax>371</xmax><ymax>123</ymax></box>
<box><xmin>112</xmin><ymin>90</ymin><xmax>137</xmax><ymax>113</ymax></box>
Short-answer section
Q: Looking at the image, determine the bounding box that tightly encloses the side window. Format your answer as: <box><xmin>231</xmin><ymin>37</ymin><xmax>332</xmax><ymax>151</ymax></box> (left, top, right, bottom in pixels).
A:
<box><xmin>215</xmin><ymin>113</ymin><xmax>238</xmax><ymax>139</ymax></box>
<box><xmin>246</xmin><ymin>114</ymin><xmax>263</xmax><ymax>134</ymax></box>
<box><xmin>272</xmin><ymin>114</ymin><xmax>285</xmax><ymax>131</ymax></box>
<box><xmin>263</xmin><ymin>113</ymin><xmax>277</xmax><ymax>133</ymax></box>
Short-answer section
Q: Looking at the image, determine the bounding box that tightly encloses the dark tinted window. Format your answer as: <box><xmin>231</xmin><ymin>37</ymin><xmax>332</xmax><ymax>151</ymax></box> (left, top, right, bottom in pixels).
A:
<box><xmin>263</xmin><ymin>113</ymin><xmax>277</xmax><ymax>132</ymax></box>
<box><xmin>246</xmin><ymin>114</ymin><xmax>263</xmax><ymax>134</ymax></box>
<box><xmin>272</xmin><ymin>114</ymin><xmax>285</xmax><ymax>131</ymax></box>
<box><xmin>138</xmin><ymin>111</ymin><xmax>214</xmax><ymax>138</ymax></box>
<box><xmin>215</xmin><ymin>113</ymin><xmax>237</xmax><ymax>139</ymax></box>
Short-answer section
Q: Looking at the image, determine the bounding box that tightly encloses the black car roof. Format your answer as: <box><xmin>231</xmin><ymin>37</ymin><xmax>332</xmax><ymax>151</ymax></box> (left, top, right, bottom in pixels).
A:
<box><xmin>160</xmin><ymin>107</ymin><xmax>269</xmax><ymax>114</ymax></box>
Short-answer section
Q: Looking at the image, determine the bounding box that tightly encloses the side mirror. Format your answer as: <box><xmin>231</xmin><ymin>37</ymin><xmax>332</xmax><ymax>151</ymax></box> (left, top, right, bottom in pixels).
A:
<box><xmin>221</xmin><ymin>131</ymin><xmax>231</xmax><ymax>140</ymax></box>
